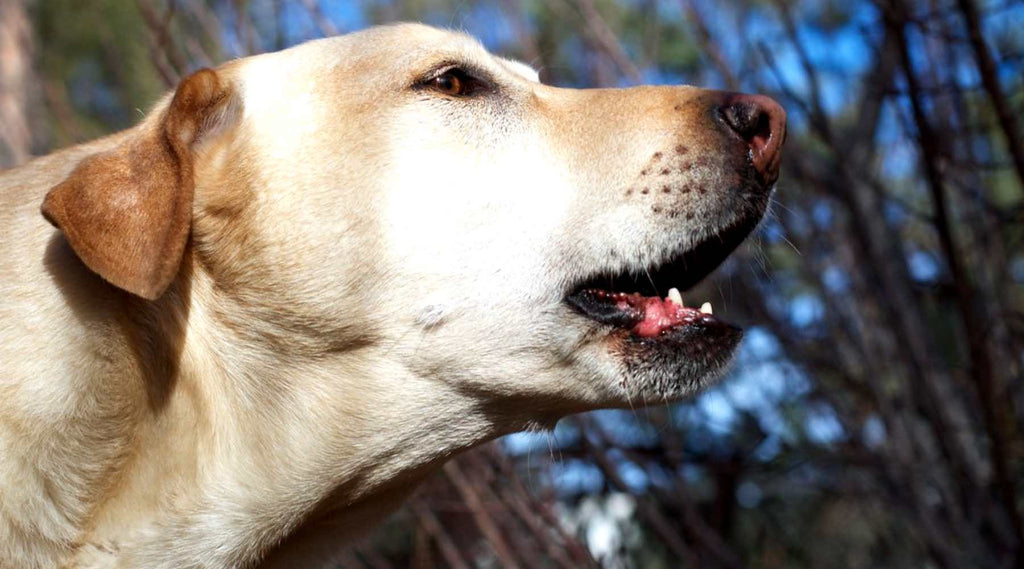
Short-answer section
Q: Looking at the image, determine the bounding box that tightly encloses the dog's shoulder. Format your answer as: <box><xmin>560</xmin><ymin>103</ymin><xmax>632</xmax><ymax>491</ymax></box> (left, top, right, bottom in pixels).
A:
<box><xmin>0</xmin><ymin>130</ymin><xmax>148</xmax><ymax>569</ymax></box>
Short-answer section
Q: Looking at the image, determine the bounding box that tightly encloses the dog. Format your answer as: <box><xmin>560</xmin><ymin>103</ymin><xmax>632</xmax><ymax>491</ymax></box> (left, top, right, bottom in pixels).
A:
<box><xmin>0</xmin><ymin>23</ymin><xmax>785</xmax><ymax>568</ymax></box>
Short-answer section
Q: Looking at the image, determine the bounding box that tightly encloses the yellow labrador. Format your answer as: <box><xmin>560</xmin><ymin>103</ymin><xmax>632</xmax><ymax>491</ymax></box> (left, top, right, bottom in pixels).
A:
<box><xmin>0</xmin><ymin>23</ymin><xmax>785</xmax><ymax>568</ymax></box>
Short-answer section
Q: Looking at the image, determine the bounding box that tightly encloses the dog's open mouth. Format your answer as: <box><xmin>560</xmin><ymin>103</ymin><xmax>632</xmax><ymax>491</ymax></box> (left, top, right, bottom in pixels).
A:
<box><xmin>565</xmin><ymin>216</ymin><xmax>759</xmax><ymax>339</ymax></box>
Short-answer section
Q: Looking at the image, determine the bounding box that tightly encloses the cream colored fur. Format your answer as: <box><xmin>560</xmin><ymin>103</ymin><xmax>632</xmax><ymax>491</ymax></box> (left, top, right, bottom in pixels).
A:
<box><xmin>0</xmin><ymin>24</ymin><xmax>760</xmax><ymax>568</ymax></box>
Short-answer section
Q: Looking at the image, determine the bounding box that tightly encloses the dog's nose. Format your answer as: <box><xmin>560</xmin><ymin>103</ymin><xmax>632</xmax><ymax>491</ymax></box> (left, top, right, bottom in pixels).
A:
<box><xmin>717</xmin><ymin>93</ymin><xmax>787</xmax><ymax>184</ymax></box>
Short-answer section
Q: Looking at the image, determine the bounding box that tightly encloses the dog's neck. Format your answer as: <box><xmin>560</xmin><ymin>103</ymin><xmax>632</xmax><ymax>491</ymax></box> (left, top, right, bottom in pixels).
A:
<box><xmin>71</xmin><ymin>266</ymin><xmax>514</xmax><ymax>568</ymax></box>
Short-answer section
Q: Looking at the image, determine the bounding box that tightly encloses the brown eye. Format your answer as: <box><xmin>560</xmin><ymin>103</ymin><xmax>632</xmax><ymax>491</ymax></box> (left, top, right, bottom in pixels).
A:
<box><xmin>419</xmin><ymin>68</ymin><xmax>490</xmax><ymax>98</ymax></box>
<box><xmin>432</xmin><ymin>72</ymin><xmax>464</xmax><ymax>96</ymax></box>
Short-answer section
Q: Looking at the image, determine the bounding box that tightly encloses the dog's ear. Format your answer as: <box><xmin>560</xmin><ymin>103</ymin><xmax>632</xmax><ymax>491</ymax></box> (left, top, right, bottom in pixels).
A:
<box><xmin>42</xmin><ymin>68</ymin><xmax>235</xmax><ymax>300</ymax></box>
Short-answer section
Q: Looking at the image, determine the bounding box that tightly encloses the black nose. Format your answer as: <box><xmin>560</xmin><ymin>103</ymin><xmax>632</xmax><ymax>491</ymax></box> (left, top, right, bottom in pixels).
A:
<box><xmin>718</xmin><ymin>93</ymin><xmax>787</xmax><ymax>184</ymax></box>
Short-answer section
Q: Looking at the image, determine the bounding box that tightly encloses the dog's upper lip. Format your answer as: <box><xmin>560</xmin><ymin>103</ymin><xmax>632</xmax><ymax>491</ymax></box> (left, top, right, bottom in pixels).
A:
<box><xmin>567</xmin><ymin>212</ymin><xmax>762</xmax><ymax>299</ymax></box>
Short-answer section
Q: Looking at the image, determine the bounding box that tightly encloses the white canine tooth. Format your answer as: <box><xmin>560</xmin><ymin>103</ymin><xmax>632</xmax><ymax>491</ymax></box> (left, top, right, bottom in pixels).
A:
<box><xmin>700</xmin><ymin>301</ymin><xmax>713</xmax><ymax>315</ymax></box>
<box><xmin>667</xmin><ymin>287</ymin><xmax>683</xmax><ymax>306</ymax></box>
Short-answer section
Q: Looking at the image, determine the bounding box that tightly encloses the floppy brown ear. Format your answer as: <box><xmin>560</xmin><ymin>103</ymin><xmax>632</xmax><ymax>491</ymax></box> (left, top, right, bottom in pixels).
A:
<box><xmin>42</xmin><ymin>68</ymin><xmax>234</xmax><ymax>300</ymax></box>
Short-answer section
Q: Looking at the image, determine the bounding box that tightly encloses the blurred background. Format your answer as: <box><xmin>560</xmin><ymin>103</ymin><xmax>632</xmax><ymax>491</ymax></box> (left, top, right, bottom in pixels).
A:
<box><xmin>2</xmin><ymin>0</ymin><xmax>1023</xmax><ymax>567</ymax></box>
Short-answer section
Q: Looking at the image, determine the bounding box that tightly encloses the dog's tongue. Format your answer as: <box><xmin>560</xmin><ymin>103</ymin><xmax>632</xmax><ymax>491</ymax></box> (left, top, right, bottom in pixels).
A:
<box><xmin>631</xmin><ymin>296</ymin><xmax>713</xmax><ymax>337</ymax></box>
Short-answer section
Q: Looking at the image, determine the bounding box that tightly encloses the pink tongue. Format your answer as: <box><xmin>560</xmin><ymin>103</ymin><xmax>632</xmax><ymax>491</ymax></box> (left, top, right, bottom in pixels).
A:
<box><xmin>632</xmin><ymin>297</ymin><xmax>707</xmax><ymax>337</ymax></box>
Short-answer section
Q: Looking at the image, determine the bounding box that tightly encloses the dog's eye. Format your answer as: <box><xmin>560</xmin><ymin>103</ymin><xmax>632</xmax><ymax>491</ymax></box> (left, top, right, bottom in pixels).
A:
<box><xmin>432</xmin><ymin>72</ymin><xmax>464</xmax><ymax>96</ymax></box>
<box><xmin>424</xmin><ymin>68</ymin><xmax>486</xmax><ymax>97</ymax></box>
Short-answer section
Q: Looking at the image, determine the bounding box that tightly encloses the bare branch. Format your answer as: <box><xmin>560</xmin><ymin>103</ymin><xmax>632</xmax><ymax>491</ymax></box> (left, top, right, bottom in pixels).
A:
<box><xmin>954</xmin><ymin>0</ymin><xmax>1024</xmax><ymax>186</ymax></box>
<box><xmin>411</xmin><ymin>501</ymin><xmax>472</xmax><ymax>569</ymax></box>
<box><xmin>301</xmin><ymin>0</ymin><xmax>340</xmax><ymax>38</ymax></box>
<box><xmin>885</xmin><ymin>0</ymin><xmax>1024</xmax><ymax>555</ymax></box>
<box><xmin>443</xmin><ymin>460</ymin><xmax>524</xmax><ymax>569</ymax></box>
<box><xmin>571</xmin><ymin>0</ymin><xmax>644</xmax><ymax>84</ymax></box>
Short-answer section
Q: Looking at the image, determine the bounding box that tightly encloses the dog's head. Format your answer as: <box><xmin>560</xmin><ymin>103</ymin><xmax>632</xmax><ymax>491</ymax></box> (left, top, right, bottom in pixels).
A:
<box><xmin>43</xmin><ymin>24</ymin><xmax>785</xmax><ymax>425</ymax></box>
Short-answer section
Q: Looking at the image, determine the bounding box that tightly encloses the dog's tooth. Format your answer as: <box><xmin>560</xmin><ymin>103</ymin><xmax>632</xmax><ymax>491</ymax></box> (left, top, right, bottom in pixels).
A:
<box><xmin>700</xmin><ymin>301</ymin><xmax>713</xmax><ymax>314</ymax></box>
<box><xmin>667</xmin><ymin>287</ymin><xmax>683</xmax><ymax>306</ymax></box>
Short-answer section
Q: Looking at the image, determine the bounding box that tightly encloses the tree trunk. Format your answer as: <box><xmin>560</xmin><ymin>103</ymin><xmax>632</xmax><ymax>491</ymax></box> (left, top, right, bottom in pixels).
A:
<box><xmin>0</xmin><ymin>0</ymin><xmax>35</xmax><ymax>168</ymax></box>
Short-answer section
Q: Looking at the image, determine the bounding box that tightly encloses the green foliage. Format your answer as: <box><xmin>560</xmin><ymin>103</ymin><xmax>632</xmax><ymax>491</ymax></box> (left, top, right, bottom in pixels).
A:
<box><xmin>31</xmin><ymin>0</ymin><xmax>163</xmax><ymax>145</ymax></box>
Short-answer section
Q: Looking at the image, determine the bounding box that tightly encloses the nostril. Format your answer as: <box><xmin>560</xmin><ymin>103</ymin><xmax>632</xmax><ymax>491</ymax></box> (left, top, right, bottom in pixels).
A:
<box><xmin>717</xmin><ymin>93</ymin><xmax>787</xmax><ymax>183</ymax></box>
<box><xmin>722</xmin><ymin>102</ymin><xmax>770</xmax><ymax>143</ymax></box>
